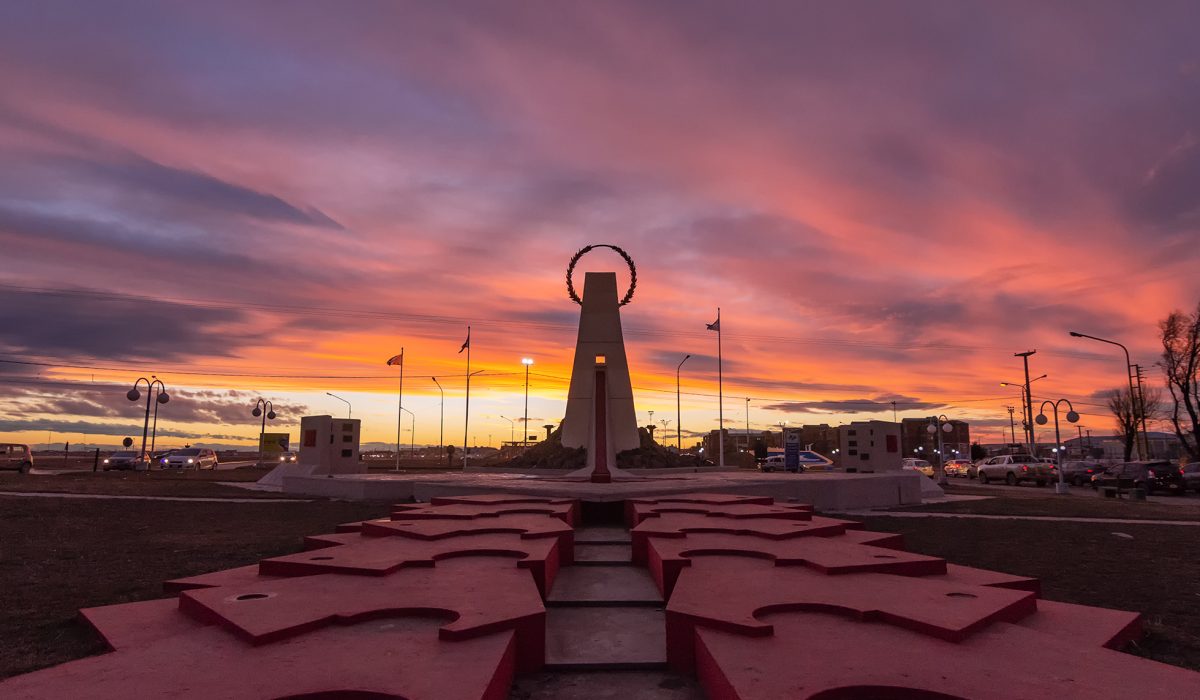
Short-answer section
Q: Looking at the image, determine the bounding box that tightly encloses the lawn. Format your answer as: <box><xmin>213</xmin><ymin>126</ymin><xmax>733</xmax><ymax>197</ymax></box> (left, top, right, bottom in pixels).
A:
<box><xmin>0</xmin><ymin>467</ymin><xmax>296</xmax><ymax>498</ymax></box>
<box><xmin>855</xmin><ymin>515</ymin><xmax>1200</xmax><ymax>671</ymax></box>
<box><xmin>900</xmin><ymin>482</ymin><xmax>1200</xmax><ymax>521</ymax></box>
<box><xmin>0</xmin><ymin>495</ymin><xmax>390</xmax><ymax>679</ymax></box>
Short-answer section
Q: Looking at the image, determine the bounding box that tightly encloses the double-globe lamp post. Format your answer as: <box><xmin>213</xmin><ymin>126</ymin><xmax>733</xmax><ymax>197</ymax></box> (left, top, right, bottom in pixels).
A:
<box><xmin>1036</xmin><ymin>398</ymin><xmax>1080</xmax><ymax>495</ymax></box>
<box><xmin>927</xmin><ymin>415</ymin><xmax>954</xmax><ymax>486</ymax></box>
<box><xmin>251</xmin><ymin>399</ymin><xmax>276</xmax><ymax>467</ymax></box>
<box><xmin>127</xmin><ymin>377</ymin><xmax>169</xmax><ymax>466</ymax></box>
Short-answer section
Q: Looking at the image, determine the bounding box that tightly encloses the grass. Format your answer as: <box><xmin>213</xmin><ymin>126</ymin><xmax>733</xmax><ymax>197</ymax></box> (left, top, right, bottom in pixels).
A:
<box><xmin>854</xmin><ymin>515</ymin><xmax>1200</xmax><ymax>671</ymax></box>
<box><xmin>898</xmin><ymin>482</ymin><xmax>1200</xmax><ymax>521</ymax></box>
<box><xmin>0</xmin><ymin>467</ymin><xmax>302</xmax><ymax>498</ymax></box>
<box><xmin>0</xmin><ymin>495</ymin><xmax>390</xmax><ymax>680</ymax></box>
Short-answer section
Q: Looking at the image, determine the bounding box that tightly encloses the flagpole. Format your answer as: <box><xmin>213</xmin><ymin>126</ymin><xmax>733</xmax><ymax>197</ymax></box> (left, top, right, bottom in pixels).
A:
<box><xmin>395</xmin><ymin>348</ymin><xmax>404</xmax><ymax>472</ymax></box>
<box><xmin>717</xmin><ymin>307</ymin><xmax>724</xmax><ymax>468</ymax></box>
<box><xmin>462</xmin><ymin>326</ymin><xmax>471</xmax><ymax>469</ymax></box>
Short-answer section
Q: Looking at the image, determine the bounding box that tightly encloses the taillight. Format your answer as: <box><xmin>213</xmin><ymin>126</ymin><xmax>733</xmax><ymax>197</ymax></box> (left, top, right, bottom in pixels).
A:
<box><xmin>1148</xmin><ymin>470</ymin><xmax>1156</xmax><ymax>478</ymax></box>
<box><xmin>1022</xmin><ymin>466</ymin><xmax>1029</xmax><ymax>472</ymax></box>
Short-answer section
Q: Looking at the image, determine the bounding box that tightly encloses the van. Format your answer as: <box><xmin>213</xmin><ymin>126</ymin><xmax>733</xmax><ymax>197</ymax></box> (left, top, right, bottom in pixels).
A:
<box><xmin>1</xmin><ymin>443</ymin><xmax>33</xmax><ymax>473</ymax></box>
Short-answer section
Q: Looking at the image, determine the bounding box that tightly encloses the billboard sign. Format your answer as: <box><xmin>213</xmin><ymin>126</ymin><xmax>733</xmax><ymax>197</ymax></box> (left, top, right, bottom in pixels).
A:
<box><xmin>784</xmin><ymin>429</ymin><xmax>801</xmax><ymax>471</ymax></box>
<box><xmin>260</xmin><ymin>433</ymin><xmax>290</xmax><ymax>453</ymax></box>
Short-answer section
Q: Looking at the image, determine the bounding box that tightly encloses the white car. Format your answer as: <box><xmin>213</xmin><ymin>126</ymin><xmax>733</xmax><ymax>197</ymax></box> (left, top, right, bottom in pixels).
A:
<box><xmin>162</xmin><ymin>448</ymin><xmax>218</xmax><ymax>469</ymax></box>
<box><xmin>976</xmin><ymin>454</ymin><xmax>1054</xmax><ymax>486</ymax></box>
<box><xmin>902</xmin><ymin>458</ymin><xmax>934</xmax><ymax>477</ymax></box>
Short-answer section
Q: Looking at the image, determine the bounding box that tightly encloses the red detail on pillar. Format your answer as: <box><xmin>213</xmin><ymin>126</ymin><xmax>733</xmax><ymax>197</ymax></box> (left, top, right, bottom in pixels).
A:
<box><xmin>592</xmin><ymin>367</ymin><xmax>612</xmax><ymax>483</ymax></box>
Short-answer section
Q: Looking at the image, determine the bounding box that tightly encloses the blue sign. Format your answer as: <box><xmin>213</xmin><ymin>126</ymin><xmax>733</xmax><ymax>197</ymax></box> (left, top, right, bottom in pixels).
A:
<box><xmin>784</xmin><ymin>431</ymin><xmax>801</xmax><ymax>471</ymax></box>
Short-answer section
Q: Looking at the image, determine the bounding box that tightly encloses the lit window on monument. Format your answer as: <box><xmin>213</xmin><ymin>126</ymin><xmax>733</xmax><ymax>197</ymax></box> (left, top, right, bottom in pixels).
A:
<box><xmin>595</xmin><ymin>354</ymin><xmax>606</xmax><ymax>364</ymax></box>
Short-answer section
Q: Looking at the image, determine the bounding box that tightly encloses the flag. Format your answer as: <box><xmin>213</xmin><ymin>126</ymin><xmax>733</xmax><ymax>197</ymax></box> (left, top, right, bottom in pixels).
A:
<box><xmin>706</xmin><ymin>318</ymin><xmax>720</xmax><ymax>332</ymax></box>
<box><xmin>459</xmin><ymin>328</ymin><xmax>471</xmax><ymax>354</ymax></box>
<box><xmin>386</xmin><ymin>351</ymin><xmax>403</xmax><ymax>366</ymax></box>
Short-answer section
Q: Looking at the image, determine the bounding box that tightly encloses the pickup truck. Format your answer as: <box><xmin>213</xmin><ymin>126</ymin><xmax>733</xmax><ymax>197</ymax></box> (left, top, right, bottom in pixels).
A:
<box><xmin>976</xmin><ymin>454</ymin><xmax>1055</xmax><ymax>486</ymax></box>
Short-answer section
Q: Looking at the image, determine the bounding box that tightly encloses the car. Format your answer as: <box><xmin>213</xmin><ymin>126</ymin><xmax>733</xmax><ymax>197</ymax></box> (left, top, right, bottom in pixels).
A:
<box><xmin>102</xmin><ymin>451</ymin><xmax>149</xmax><ymax>471</ymax></box>
<box><xmin>944</xmin><ymin>459</ymin><xmax>973</xmax><ymax>478</ymax></box>
<box><xmin>901</xmin><ymin>458</ymin><xmax>934</xmax><ymax>477</ymax></box>
<box><xmin>276</xmin><ymin>451</ymin><xmax>298</xmax><ymax>464</ymax></box>
<box><xmin>1059</xmin><ymin>461</ymin><xmax>1106</xmax><ymax>487</ymax></box>
<box><xmin>1091</xmin><ymin>460</ymin><xmax>1186</xmax><ymax>495</ymax></box>
<box><xmin>162</xmin><ymin>448</ymin><xmax>218</xmax><ymax>469</ymax></box>
<box><xmin>976</xmin><ymin>454</ymin><xmax>1054</xmax><ymax>486</ymax></box>
<box><xmin>758</xmin><ymin>455</ymin><xmax>806</xmax><ymax>473</ymax></box>
<box><xmin>1183</xmin><ymin>463</ymin><xmax>1200</xmax><ymax>493</ymax></box>
<box><xmin>1</xmin><ymin>443</ymin><xmax>33</xmax><ymax>473</ymax></box>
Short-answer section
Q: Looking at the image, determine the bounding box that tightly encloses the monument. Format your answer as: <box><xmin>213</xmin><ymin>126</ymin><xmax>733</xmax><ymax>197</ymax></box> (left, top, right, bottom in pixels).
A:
<box><xmin>559</xmin><ymin>245</ymin><xmax>640</xmax><ymax>481</ymax></box>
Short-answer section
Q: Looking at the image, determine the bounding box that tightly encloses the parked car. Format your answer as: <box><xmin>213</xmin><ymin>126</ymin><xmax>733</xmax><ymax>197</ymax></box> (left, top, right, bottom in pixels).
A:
<box><xmin>102</xmin><ymin>451</ymin><xmax>149</xmax><ymax>471</ymax></box>
<box><xmin>944</xmin><ymin>459</ymin><xmax>973</xmax><ymax>478</ymax></box>
<box><xmin>163</xmin><ymin>448</ymin><xmax>218</xmax><ymax>469</ymax></box>
<box><xmin>0</xmin><ymin>443</ymin><xmax>33</xmax><ymax>473</ymax></box>
<box><xmin>1091</xmin><ymin>461</ymin><xmax>1186</xmax><ymax>495</ymax></box>
<box><xmin>1059</xmin><ymin>461</ymin><xmax>1106</xmax><ymax>487</ymax></box>
<box><xmin>1182</xmin><ymin>463</ymin><xmax>1200</xmax><ymax>493</ymax></box>
<box><xmin>976</xmin><ymin>454</ymin><xmax>1054</xmax><ymax>486</ymax></box>
<box><xmin>902</xmin><ymin>458</ymin><xmax>934</xmax><ymax>477</ymax></box>
<box><xmin>758</xmin><ymin>455</ymin><xmax>805</xmax><ymax>473</ymax></box>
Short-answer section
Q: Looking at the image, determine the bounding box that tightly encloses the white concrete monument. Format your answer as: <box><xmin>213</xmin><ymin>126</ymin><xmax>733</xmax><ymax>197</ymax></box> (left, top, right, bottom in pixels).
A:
<box><xmin>258</xmin><ymin>414</ymin><xmax>363</xmax><ymax>487</ymax></box>
<box><xmin>560</xmin><ymin>246</ymin><xmax>641</xmax><ymax>479</ymax></box>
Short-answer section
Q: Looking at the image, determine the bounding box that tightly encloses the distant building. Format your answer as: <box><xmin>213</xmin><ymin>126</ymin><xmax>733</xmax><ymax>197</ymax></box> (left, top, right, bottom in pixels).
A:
<box><xmin>838</xmin><ymin>420</ymin><xmax>903</xmax><ymax>472</ymax></box>
<box><xmin>901</xmin><ymin>418</ymin><xmax>970</xmax><ymax>462</ymax></box>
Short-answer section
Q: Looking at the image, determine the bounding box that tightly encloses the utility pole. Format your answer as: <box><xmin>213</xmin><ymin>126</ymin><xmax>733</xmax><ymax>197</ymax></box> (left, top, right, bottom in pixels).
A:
<box><xmin>1015</xmin><ymin>350</ymin><xmax>1037</xmax><ymax>455</ymax></box>
<box><xmin>1006</xmin><ymin>406</ymin><xmax>1016</xmax><ymax>444</ymax></box>
<box><xmin>891</xmin><ymin>400</ymin><xmax>897</xmax><ymax>423</ymax></box>
<box><xmin>1134</xmin><ymin>364</ymin><xmax>1151</xmax><ymax>458</ymax></box>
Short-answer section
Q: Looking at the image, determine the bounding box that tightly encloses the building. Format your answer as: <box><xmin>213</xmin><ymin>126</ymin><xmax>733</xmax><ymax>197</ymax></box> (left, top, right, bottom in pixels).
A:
<box><xmin>901</xmin><ymin>418</ymin><xmax>970</xmax><ymax>463</ymax></box>
<box><xmin>838</xmin><ymin>420</ymin><xmax>903</xmax><ymax>472</ymax></box>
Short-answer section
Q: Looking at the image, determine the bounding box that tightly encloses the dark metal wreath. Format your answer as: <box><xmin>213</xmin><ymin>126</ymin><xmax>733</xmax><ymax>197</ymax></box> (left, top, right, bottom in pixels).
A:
<box><xmin>566</xmin><ymin>244</ymin><xmax>637</xmax><ymax>306</ymax></box>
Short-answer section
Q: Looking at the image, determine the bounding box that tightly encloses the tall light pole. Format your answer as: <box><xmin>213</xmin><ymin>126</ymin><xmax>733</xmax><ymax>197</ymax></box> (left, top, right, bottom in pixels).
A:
<box><xmin>521</xmin><ymin>357</ymin><xmax>534</xmax><ymax>447</ymax></box>
<box><xmin>326</xmin><ymin>392</ymin><xmax>351</xmax><ymax>419</ymax></box>
<box><xmin>1036</xmin><ymin>398</ymin><xmax>1080</xmax><ymax>494</ymax></box>
<box><xmin>707</xmin><ymin>309</ymin><xmax>724</xmax><ymax>467</ymax></box>
<box><xmin>676</xmin><ymin>354</ymin><xmax>691</xmax><ymax>452</ymax></box>
<box><xmin>127</xmin><ymin>378</ymin><xmax>168</xmax><ymax>466</ymax></box>
<box><xmin>400</xmin><ymin>406</ymin><xmax>416</xmax><ymax>457</ymax></box>
<box><xmin>1068</xmin><ymin>331</ymin><xmax>1145</xmax><ymax>458</ymax></box>
<box><xmin>148</xmin><ymin>376</ymin><xmax>166</xmax><ymax>455</ymax></box>
<box><xmin>387</xmin><ymin>350</ymin><xmax>404</xmax><ymax>471</ymax></box>
<box><xmin>927</xmin><ymin>415</ymin><xmax>954</xmax><ymax>486</ymax></box>
<box><xmin>1003</xmin><ymin>372</ymin><xmax>1041</xmax><ymax>453</ymax></box>
<box><xmin>431</xmin><ymin>376</ymin><xmax>444</xmax><ymax>454</ymax></box>
<box><xmin>1013</xmin><ymin>351</ymin><xmax>1038</xmax><ymax>455</ymax></box>
<box><xmin>460</xmin><ymin>326</ymin><xmax>471</xmax><ymax>468</ymax></box>
<box><xmin>745</xmin><ymin>398</ymin><xmax>751</xmax><ymax>455</ymax></box>
<box><xmin>251</xmin><ymin>398</ymin><xmax>276</xmax><ymax>467</ymax></box>
<box><xmin>500</xmin><ymin>415</ymin><xmax>515</xmax><ymax>447</ymax></box>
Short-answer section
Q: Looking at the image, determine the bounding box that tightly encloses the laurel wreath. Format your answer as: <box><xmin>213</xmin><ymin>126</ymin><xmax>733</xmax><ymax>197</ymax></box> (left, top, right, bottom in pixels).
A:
<box><xmin>566</xmin><ymin>244</ymin><xmax>637</xmax><ymax>306</ymax></box>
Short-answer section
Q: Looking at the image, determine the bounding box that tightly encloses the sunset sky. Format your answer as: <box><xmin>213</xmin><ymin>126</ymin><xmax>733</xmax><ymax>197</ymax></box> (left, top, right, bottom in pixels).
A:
<box><xmin>2</xmin><ymin>1</ymin><xmax>1199</xmax><ymax>449</ymax></box>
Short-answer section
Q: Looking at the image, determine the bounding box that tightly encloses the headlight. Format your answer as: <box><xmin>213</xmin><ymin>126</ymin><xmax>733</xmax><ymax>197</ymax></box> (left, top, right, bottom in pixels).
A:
<box><xmin>280</xmin><ymin>455</ymin><xmax>286</xmax><ymax>461</ymax></box>
<box><xmin>103</xmin><ymin>459</ymin><xmax>109</xmax><ymax>464</ymax></box>
<box><xmin>187</xmin><ymin>459</ymin><xmax>194</xmax><ymax>464</ymax></box>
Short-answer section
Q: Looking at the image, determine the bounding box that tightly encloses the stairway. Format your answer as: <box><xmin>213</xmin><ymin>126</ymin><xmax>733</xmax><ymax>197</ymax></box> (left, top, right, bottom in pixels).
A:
<box><xmin>510</xmin><ymin>524</ymin><xmax>701</xmax><ymax>698</ymax></box>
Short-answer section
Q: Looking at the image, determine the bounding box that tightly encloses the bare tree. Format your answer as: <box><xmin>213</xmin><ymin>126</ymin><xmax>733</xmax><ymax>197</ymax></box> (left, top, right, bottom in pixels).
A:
<box><xmin>1158</xmin><ymin>303</ymin><xmax>1200</xmax><ymax>461</ymax></box>
<box><xmin>1106</xmin><ymin>387</ymin><xmax>1163</xmax><ymax>461</ymax></box>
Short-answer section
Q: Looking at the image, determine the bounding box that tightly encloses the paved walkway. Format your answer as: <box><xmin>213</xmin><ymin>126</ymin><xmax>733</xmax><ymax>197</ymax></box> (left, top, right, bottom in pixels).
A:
<box><xmin>835</xmin><ymin>510</ymin><xmax>1200</xmax><ymax>526</ymax></box>
<box><xmin>0</xmin><ymin>491</ymin><xmax>310</xmax><ymax>503</ymax></box>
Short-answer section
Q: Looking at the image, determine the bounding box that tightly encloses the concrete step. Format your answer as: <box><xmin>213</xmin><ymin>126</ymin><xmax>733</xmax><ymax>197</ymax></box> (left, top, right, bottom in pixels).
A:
<box><xmin>508</xmin><ymin>670</ymin><xmax>702</xmax><ymax>699</ymax></box>
<box><xmin>574</xmin><ymin>526</ymin><xmax>632</xmax><ymax>545</ymax></box>
<box><xmin>544</xmin><ymin>606</ymin><xmax>667</xmax><ymax>669</ymax></box>
<box><xmin>547</xmin><ymin>566</ymin><xmax>663</xmax><ymax>607</ymax></box>
<box><xmin>574</xmin><ymin>543</ymin><xmax>633</xmax><ymax>564</ymax></box>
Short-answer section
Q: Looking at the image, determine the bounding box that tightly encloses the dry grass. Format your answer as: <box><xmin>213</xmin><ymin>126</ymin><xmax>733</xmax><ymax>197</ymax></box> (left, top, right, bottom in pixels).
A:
<box><xmin>0</xmin><ymin>495</ymin><xmax>389</xmax><ymax>679</ymax></box>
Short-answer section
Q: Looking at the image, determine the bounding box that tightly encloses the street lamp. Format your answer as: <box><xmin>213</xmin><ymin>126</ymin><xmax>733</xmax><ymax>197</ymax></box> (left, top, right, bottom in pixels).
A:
<box><xmin>499</xmin><ymin>415</ymin><xmax>515</xmax><ymax>447</ymax></box>
<box><xmin>1000</xmin><ymin>375</ymin><xmax>1046</xmax><ymax>453</ymax></box>
<box><xmin>127</xmin><ymin>377</ymin><xmax>168</xmax><ymax>467</ymax></box>
<box><xmin>1036</xmin><ymin>398</ymin><xmax>1080</xmax><ymax>494</ymax></box>
<box><xmin>400</xmin><ymin>406</ymin><xmax>416</xmax><ymax>457</ymax></box>
<box><xmin>1068</xmin><ymin>331</ymin><xmax>1146</xmax><ymax>458</ymax></box>
<box><xmin>926</xmin><ymin>415</ymin><xmax>954</xmax><ymax>486</ymax></box>
<box><xmin>431</xmin><ymin>377</ymin><xmax>445</xmax><ymax>455</ymax></box>
<box><xmin>676</xmin><ymin>354</ymin><xmax>691</xmax><ymax>452</ymax></box>
<box><xmin>521</xmin><ymin>358</ymin><xmax>534</xmax><ymax>447</ymax></box>
<box><xmin>326</xmin><ymin>392</ymin><xmax>351</xmax><ymax>419</ymax></box>
<box><xmin>251</xmin><ymin>398</ymin><xmax>277</xmax><ymax>467</ymax></box>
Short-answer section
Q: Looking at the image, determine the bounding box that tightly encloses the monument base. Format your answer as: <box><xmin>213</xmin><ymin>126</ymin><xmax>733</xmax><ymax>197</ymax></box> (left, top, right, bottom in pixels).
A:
<box><xmin>271</xmin><ymin>470</ymin><xmax>932</xmax><ymax>511</ymax></box>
